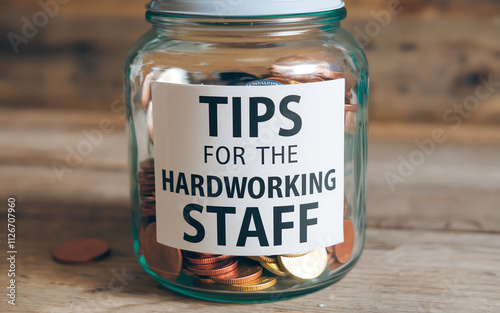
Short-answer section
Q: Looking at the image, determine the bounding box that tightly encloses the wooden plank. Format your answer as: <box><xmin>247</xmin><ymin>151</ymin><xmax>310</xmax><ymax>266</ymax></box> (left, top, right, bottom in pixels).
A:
<box><xmin>2</xmin><ymin>202</ymin><xmax>499</xmax><ymax>312</ymax></box>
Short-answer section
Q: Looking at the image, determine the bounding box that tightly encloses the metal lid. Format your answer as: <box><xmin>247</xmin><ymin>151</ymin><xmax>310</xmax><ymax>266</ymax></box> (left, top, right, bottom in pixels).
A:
<box><xmin>146</xmin><ymin>0</ymin><xmax>345</xmax><ymax>17</ymax></box>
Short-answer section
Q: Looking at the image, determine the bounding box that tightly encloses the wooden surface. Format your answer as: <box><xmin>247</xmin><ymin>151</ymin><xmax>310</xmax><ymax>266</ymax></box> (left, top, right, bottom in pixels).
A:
<box><xmin>1</xmin><ymin>108</ymin><xmax>499</xmax><ymax>312</ymax></box>
<box><xmin>1</xmin><ymin>1</ymin><xmax>500</xmax><ymax>125</ymax></box>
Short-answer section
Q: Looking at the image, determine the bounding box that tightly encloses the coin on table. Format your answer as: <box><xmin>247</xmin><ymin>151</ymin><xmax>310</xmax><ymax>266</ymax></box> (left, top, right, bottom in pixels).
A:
<box><xmin>143</xmin><ymin>222</ymin><xmax>182</xmax><ymax>281</ymax></box>
<box><xmin>278</xmin><ymin>248</ymin><xmax>328</xmax><ymax>280</ymax></box>
<box><xmin>211</xmin><ymin>263</ymin><xmax>263</xmax><ymax>285</ymax></box>
<box><xmin>334</xmin><ymin>219</ymin><xmax>355</xmax><ymax>264</ymax></box>
<box><xmin>224</xmin><ymin>275</ymin><xmax>277</xmax><ymax>292</ymax></box>
<box><xmin>52</xmin><ymin>238</ymin><xmax>110</xmax><ymax>263</ymax></box>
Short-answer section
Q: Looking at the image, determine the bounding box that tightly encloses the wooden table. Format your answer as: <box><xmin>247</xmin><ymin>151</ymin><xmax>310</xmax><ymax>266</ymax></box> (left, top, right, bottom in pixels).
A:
<box><xmin>2</xmin><ymin>109</ymin><xmax>499</xmax><ymax>312</ymax></box>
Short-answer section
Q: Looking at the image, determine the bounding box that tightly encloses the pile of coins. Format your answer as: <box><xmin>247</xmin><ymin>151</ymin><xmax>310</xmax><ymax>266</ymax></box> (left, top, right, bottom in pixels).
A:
<box><xmin>136</xmin><ymin>55</ymin><xmax>357</xmax><ymax>290</ymax></box>
<box><xmin>137</xmin><ymin>159</ymin><xmax>355</xmax><ymax>289</ymax></box>
<box><xmin>138</xmin><ymin>158</ymin><xmax>156</xmax><ymax>217</ymax></box>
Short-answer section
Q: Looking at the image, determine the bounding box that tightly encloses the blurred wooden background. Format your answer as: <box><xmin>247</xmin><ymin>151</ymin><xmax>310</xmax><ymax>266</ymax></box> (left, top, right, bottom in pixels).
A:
<box><xmin>1</xmin><ymin>0</ymin><xmax>499</xmax><ymax>125</ymax></box>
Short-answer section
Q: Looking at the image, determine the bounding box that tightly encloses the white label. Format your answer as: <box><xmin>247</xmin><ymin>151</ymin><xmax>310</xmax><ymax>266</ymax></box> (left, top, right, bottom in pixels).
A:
<box><xmin>152</xmin><ymin>79</ymin><xmax>345</xmax><ymax>256</ymax></box>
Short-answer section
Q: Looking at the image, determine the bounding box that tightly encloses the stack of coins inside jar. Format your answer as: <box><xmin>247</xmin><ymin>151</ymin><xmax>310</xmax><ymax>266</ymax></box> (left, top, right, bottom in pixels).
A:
<box><xmin>137</xmin><ymin>55</ymin><xmax>357</xmax><ymax>291</ymax></box>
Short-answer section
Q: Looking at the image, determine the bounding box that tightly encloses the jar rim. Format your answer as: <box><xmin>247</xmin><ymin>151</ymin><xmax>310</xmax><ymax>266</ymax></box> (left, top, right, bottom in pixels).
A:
<box><xmin>146</xmin><ymin>0</ymin><xmax>345</xmax><ymax>17</ymax></box>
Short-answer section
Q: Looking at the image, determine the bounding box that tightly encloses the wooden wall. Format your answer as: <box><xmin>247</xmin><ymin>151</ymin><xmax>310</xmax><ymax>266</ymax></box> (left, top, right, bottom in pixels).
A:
<box><xmin>1</xmin><ymin>0</ymin><xmax>499</xmax><ymax>125</ymax></box>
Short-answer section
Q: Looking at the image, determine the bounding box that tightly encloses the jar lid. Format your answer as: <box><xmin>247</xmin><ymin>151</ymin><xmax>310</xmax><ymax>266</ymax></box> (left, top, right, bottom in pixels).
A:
<box><xmin>146</xmin><ymin>0</ymin><xmax>345</xmax><ymax>16</ymax></box>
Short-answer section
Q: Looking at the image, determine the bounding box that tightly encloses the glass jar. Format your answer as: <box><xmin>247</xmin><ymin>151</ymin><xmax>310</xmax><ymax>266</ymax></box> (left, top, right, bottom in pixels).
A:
<box><xmin>125</xmin><ymin>0</ymin><xmax>368</xmax><ymax>303</ymax></box>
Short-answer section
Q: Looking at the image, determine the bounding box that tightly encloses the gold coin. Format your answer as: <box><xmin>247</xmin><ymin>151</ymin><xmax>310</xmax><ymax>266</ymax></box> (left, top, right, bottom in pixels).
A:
<box><xmin>260</xmin><ymin>261</ymin><xmax>287</xmax><ymax>277</ymax></box>
<box><xmin>280</xmin><ymin>252</ymin><xmax>309</xmax><ymax>258</ymax></box>
<box><xmin>278</xmin><ymin>248</ymin><xmax>328</xmax><ymax>280</ymax></box>
<box><xmin>224</xmin><ymin>275</ymin><xmax>277</xmax><ymax>292</ymax></box>
<box><xmin>246</xmin><ymin>255</ymin><xmax>277</xmax><ymax>263</ymax></box>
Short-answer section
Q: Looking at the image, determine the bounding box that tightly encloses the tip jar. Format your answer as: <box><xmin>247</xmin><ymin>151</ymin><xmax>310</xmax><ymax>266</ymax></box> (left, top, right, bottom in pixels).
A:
<box><xmin>125</xmin><ymin>0</ymin><xmax>368</xmax><ymax>303</ymax></box>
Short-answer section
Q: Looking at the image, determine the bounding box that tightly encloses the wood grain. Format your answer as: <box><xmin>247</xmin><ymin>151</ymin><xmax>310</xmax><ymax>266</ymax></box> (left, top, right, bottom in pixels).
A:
<box><xmin>1</xmin><ymin>1</ymin><xmax>499</xmax><ymax>125</ymax></box>
<box><xmin>3</xmin><ymin>207</ymin><xmax>500</xmax><ymax>312</ymax></box>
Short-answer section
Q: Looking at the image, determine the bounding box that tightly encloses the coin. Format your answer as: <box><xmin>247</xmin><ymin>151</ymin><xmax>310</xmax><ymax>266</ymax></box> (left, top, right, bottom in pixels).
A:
<box><xmin>247</xmin><ymin>255</ymin><xmax>277</xmax><ymax>263</ymax></box>
<box><xmin>271</xmin><ymin>55</ymin><xmax>344</xmax><ymax>82</ymax></box>
<box><xmin>281</xmin><ymin>252</ymin><xmax>309</xmax><ymax>258</ymax></box>
<box><xmin>211</xmin><ymin>263</ymin><xmax>263</xmax><ymax>285</ymax></box>
<box><xmin>224</xmin><ymin>275</ymin><xmax>277</xmax><ymax>292</ymax></box>
<box><xmin>259</xmin><ymin>261</ymin><xmax>287</xmax><ymax>277</ymax></box>
<box><xmin>278</xmin><ymin>248</ymin><xmax>328</xmax><ymax>280</ymax></box>
<box><xmin>141</xmin><ymin>207</ymin><xmax>156</xmax><ymax>217</ymax></box>
<box><xmin>334</xmin><ymin>219</ymin><xmax>355</xmax><ymax>264</ymax></box>
<box><xmin>345</xmin><ymin>105</ymin><xmax>357</xmax><ymax>135</ymax></box>
<box><xmin>142</xmin><ymin>223</ymin><xmax>182</xmax><ymax>281</ymax></box>
<box><xmin>139</xmin><ymin>158</ymin><xmax>154</xmax><ymax>170</ymax></box>
<box><xmin>267</xmin><ymin>76</ymin><xmax>301</xmax><ymax>85</ymax></box>
<box><xmin>345</xmin><ymin>104</ymin><xmax>358</xmax><ymax>112</ymax></box>
<box><xmin>344</xmin><ymin>194</ymin><xmax>348</xmax><ymax>217</ymax></box>
<box><xmin>184</xmin><ymin>252</ymin><xmax>234</xmax><ymax>265</ymax></box>
<box><xmin>259</xmin><ymin>255</ymin><xmax>277</xmax><ymax>263</ymax></box>
<box><xmin>52</xmin><ymin>238</ymin><xmax>110</xmax><ymax>263</ymax></box>
<box><xmin>195</xmin><ymin>276</ymin><xmax>216</xmax><ymax>284</ymax></box>
<box><xmin>326</xmin><ymin>246</ymin><xmax>334</xmax><ymax>255</ymax></box>
<box><xmin>185</xmin><ymin>259</ymin><xmax>238</xmax><ymax>276</ymax></box>
<box><xmin>329</xmin><ymin>259</ymin><xmax>343</xmax><ymax>271</ymax></box>
<box><xmin>141</xmin><ymin>71</ymin><xmax>157</xmax><ymax>108</ymax></box>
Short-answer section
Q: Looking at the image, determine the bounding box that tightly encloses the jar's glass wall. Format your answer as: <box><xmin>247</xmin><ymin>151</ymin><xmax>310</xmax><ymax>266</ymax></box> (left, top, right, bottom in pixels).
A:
<box><xmin>125</xmin><ymin>10</ymin><xmax>368</xmax><ymax>302</ymax></box>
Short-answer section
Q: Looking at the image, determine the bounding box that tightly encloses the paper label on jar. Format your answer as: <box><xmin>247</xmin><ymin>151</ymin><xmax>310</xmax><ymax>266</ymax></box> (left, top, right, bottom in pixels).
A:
<box><xmin>152</xmin><ymin>79</ymin><xmax>345</xmax><ymax>256</ymax></box>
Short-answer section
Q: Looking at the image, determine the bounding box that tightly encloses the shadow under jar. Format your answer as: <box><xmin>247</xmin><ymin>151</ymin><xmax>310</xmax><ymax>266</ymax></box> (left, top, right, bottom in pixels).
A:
<box><xmin>125</xmin><ymin>0</ymin><xmax>368</xmax><ymax>303</ymax></box>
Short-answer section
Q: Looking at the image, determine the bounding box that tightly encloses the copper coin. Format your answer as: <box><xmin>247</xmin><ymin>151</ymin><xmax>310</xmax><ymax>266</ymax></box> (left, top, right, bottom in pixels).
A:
<box><xmin>318</xmin><ymin>69</ymin><xmax>344</xmax><ymax>81</ymax></box>
<box><xmin>345</xmin><ymin>104</ymin><xmax>358</xmax><ymax>112</ymax></box>
<box><xmin>267</xmin><ymin>76</ymin><xmax>301</xmax><ymax>85</ymax></box>
<box><xmin>143</xmin><ymin>223</ymin><xmax>182</xmax><ymax>281</ymax></box>
<box><xmin>344</xmin><ymin>194</ymin><xmax>348</xmax><ymax>217</ymax></box>
<box><xmin>272</xmin><ymin>55</ymin><xmax>344</xmax><ymax>81</ymax></box>
<box><xmin>185</xmin><ymin>259</ymin><xmax>238</xmax><ymax>276</ymax></box>
<box><xmin>194</xmin><ymin>252</ymin><xmax>217</xmax><ymax>257</ymax></box>
<box><xmin>142</xmin><ymin>72</ymin><xmax>156</xmax><ymax>108</ymax></box>
<box><xmin>52</xmin><ymin>238</ymin><xmax>110</xmax><ymax>263</ymax></box>
<box><xmin>139</xmin><ymin>158</ymin><xmax>154</xmax><ymax>170</ymax></box>
<box><xmin>195</xmin><ymin>276</ymin><xmax>216</xmax><ymax>284</ymax></box>
<box><xmin>329</xmin><ymin>260</ymin><xmax>343</xmax><ymax>272</ymax></box>
<box><xmin>211</xmin><ymin>263</ymin><xmax>263</xmax><ymax>285</ymax></box>
<box><xmin>285</xmin><ymin>74</ymin><xmax>325</xmax><ymax>83</ymax></box>
<box><xmin>141</xmin><ymin>207</ymin><xmax>156</xmax><ymax>217</ymax></box>
<box><xmin>326</xmin><ymin>246</ymin><xmax>334</xmax><ymax>255</ymax></box>
<box><xmin>138</xmin><ymin>178</ymin><xmax>154</xmax><ymax>184</ymax></box>
<box><xmin>334</xmin><ymin>219</ymin><xmax>355</xmax><ymax>264</ymax></box>
<box><xmin>184</xmin><ymin>252</ymin><xmax>234</xmax><ymax>265</ymax></box>
<box><xmin>138</xmin><ymin>172</ymin><xmax>155</xmax><ymax>180</ymax></box>
<box><xmin>141</xmin><ymin>196</ymin><xmax>156</xmax><ymax>202</ymax></box>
